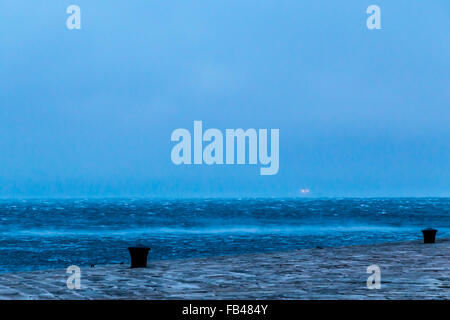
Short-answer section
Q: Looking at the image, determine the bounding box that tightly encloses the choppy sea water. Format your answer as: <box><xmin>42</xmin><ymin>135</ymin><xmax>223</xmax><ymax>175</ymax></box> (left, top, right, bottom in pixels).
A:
<box><xmin>0</xmin><ymin>198</ymin><xmax>449</xmax><ymax>273</ymax></box>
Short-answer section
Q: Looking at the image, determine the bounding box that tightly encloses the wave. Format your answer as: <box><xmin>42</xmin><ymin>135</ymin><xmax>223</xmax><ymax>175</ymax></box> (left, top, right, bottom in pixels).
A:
<box><xmin>0</xmin><ymin>224</ymin><xmax>441</xmax><ymax>238</ymax></box>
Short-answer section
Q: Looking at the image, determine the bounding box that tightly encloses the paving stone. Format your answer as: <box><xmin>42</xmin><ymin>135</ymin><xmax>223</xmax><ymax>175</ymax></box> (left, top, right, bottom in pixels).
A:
<box><xmin>0</xmin><ymin>239</ymin><xmax>448</xmax><ymax>299</ymax></box>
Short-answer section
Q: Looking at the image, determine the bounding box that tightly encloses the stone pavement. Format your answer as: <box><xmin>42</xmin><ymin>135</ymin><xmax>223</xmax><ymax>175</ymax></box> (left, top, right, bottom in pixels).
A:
<box><xmin>0</xmin><ymin>239</ymin><xmax>448</xmax><ymax>299</ymax></box>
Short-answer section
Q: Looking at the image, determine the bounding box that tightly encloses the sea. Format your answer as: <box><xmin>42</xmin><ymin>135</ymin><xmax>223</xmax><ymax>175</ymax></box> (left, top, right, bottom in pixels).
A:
<box><xmin>0</xmin><ymin>198</ymin><xmax>449</xmax><ymax>273</ymax></box>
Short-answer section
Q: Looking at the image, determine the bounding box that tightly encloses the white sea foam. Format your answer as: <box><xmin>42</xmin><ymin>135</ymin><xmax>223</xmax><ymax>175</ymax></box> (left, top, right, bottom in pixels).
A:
<box><xmin>0</xmin><ymin>225</ymin><xmax>439</xmax><ymax>238</ymax></box>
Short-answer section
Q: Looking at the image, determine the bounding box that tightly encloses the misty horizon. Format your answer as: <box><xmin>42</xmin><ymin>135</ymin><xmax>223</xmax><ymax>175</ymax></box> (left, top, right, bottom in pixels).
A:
<box><xmin>1</xmin><ymin>1</ymin><xmax>449</xmax><ymax>198</ymax></box>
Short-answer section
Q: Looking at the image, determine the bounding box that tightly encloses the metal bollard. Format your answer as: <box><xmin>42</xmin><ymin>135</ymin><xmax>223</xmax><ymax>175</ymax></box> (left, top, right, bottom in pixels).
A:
<box><xmin>128</xmin><ymin>246</ymin><xmax>150</xmax><ymax>268</ymax></box>
<box><xmin>421</xmin><ymin>228</ymin><xmax>437</xmax><ymax>244</ymax></box>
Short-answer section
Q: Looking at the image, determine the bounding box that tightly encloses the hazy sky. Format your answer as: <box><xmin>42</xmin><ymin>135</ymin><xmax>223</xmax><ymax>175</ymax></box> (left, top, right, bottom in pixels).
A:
<box><xmin>0</xmin><ymin>1</ymin><xmax>449</xmax><ymax>197</ymax></box>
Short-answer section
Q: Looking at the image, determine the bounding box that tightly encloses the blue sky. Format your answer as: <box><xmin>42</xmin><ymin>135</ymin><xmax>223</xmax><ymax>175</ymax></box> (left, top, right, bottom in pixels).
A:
<box><xmin>0</xmin><ymin>1</ymin><xmax>449</xmax><ymax>197</ymax></box>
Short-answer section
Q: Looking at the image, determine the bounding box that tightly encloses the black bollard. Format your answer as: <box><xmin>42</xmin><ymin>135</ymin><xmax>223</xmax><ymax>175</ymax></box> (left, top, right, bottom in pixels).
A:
<box><xmin>421</xmin><ymin>228</ymin><xmax>437</xmax><ymax>244</ymax></box>
<box><xmin>128</xmin><ymin>246</ymin><xmax>150</xmax><ymax>268</ymax></box>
